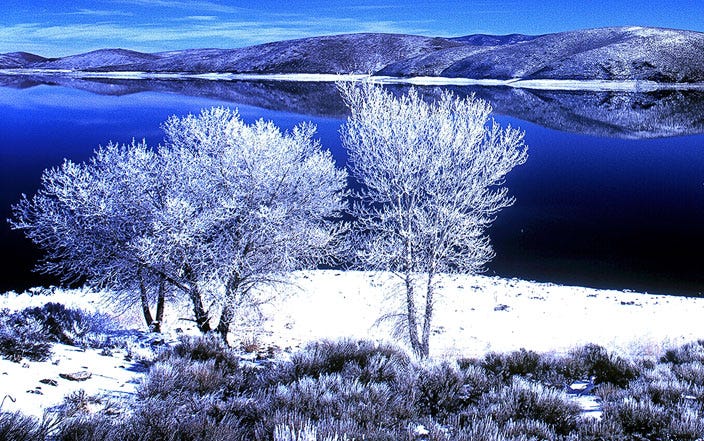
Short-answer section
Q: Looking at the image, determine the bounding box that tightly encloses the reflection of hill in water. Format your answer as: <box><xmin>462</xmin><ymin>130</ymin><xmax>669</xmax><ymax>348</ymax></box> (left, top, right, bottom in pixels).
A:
<box><xmin>2</xmin><ymin>75</ymin><xmax>704</xmax><ymax>139</ymax></box>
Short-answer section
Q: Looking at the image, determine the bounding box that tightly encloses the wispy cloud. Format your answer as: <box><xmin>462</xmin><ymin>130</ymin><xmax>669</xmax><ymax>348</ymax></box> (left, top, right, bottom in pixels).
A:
<box><xmin>172</xmin><ymin>15</ymin><xmax>219</xmax><ymax>22</ymax></box>
<box><xmin>114</xmin><ymin>0</ymin><xmax>242</xmax><ymax>13</ymax></box>
<box><xmin>0</xmin><ymin>11</ymin><xmax>433</xmax><ymax>55</ymax></box>
<box><xmin>344</xmin><ymin>4</ymin><xmax>399</xmax><ymax>11</ymax></box>
<box><xmin>185</xmin><ymin>15</ymin><xmax>218</xmax><ymax>21</ymax></box>
<box><xmin>68</xmin><ymin>9</ymin><xmax>135</xmax><ymax>17</ymax></box>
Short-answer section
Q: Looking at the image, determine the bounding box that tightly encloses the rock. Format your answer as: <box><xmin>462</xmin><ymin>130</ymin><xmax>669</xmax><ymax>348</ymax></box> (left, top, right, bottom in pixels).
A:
<box><xmin>59</xmin><ymin>371</ymin><xmax>92</xmax><ymax>382</ymax></box>
<box><xmin>39</xmin><ymin>378</ymin><xmax>58</xmax><ymax>386</ymax></box>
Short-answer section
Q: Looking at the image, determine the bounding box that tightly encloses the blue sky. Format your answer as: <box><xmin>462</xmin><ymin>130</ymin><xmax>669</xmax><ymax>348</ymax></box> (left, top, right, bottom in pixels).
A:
<box><xmin>3</xmin><ymin>0</ymin><xmax>704</xmax><ymax>56</ymax></box>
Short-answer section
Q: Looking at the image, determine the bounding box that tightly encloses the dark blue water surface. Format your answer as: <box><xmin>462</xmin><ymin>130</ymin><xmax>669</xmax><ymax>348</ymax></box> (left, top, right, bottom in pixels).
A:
<box><xmin>1</xmin><ymin>84</ymin><xmax>703</xmax><ymax>295</ymax></box>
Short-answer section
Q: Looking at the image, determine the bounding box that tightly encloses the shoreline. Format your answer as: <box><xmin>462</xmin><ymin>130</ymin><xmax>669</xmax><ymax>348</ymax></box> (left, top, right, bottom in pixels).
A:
<box><xmin>4</xmin><ymin>270</ymin><xmax>703</xmax><ymax>358</ymax></box>
<box><xmin>3</xmin><ymin>269</ymin><xmax>704</xmax><ymax>417</ymax></box>
<box><xmin>2</xmin><ymin>69</ymin><xmax>704</xmax><ymax>91</ymax></box>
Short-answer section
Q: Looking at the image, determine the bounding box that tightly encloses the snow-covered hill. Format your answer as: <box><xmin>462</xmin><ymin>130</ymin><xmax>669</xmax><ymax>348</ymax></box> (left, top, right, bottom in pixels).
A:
<box><xmin>3</xmin><ymin>27</ymin><xmax>704</xmax><ymax>83</ymax></box>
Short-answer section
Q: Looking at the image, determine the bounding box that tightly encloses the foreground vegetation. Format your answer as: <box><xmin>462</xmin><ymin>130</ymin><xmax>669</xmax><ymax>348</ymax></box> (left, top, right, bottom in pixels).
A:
<box><xmin>2</xmin><ymin>307</ymin><xmax>704</xmax><ymax>441</ymax></box>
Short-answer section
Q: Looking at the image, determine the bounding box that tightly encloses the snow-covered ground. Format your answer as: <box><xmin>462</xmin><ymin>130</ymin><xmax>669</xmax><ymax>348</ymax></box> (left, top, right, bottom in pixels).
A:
<box><xmin>3</xmin><ymin>270</ymin><xmax>704</xmax><ymax>417</ymax></box>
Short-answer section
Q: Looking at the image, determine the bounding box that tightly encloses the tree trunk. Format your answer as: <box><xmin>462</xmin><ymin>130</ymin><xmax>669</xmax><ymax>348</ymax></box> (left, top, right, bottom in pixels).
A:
<box><xmin>150</xmin><ymin>277</ymin><xmax>166</xmax><ymax>333</ymax></box>
<box><xmin>215</xmin><ymin>274</ymin><xmax>241</xmax><ymax>344</ymax></box>
<box><xmin>137</xmin><ymin>267</ymin><xmax>154</xmax><ymax>330</ymax></box>
<box><xmin>216</xmin><ymin>302</ymin><xmax>235</xmax><ymax>344</ymax></box>
<box><xmin>420</xmin><ymin>271</ymin><xmax>436</xmax><ymax>358</ymax></box>
<box><xmin>188</xmin><ymin>285</ymin><xmax>211</xmax><ymax>333</ymax></box>
<box><xmin>404</xmin><ymin>272</ymin><xmax>422</xmax><ymax>356</ymax></box>
<box><xmin>184</xmin><ymin>265</ymin><xmax>210</xmax><ymax>333</ymax></box>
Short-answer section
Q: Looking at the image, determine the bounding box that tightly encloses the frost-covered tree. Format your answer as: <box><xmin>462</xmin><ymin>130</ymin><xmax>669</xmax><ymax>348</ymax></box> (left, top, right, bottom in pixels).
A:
<box><xmin>11</xmin><ymin>108</ymin><xmax>347</xmax><ymax>341</ymax></box>
<box><xmin>10</xmin><ymin>141</ymin><xmax>170</xmax><ymax>332</ymax></box>
<box><xmin>153</xmin><ymin>108</ymin><xmax>348</xmax><ymax>340</ymax></box>
<box><xmin>339</xmin><ymin>82</ymin><xmax>527</xmax><ymax>357</ymax></box>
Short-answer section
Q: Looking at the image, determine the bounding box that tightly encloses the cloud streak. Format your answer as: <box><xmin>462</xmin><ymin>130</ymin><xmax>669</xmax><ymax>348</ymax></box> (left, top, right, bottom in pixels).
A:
<box><xmin>113</xmin><ymin>0</ymin><xmax>243</xmax><ymax>13</ymax></box>
<box><xmin>0</xmin><ymin>15</ymin><xmax>432</xmax><ymax>56</ymax></box>
<box><xmin>68</xmin><ymin>9</ymin><xmax>135</xmax><ymax>17</ymax></box>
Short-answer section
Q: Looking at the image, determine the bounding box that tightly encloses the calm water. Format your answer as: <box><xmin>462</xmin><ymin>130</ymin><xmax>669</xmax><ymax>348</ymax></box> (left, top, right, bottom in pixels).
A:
<box><xmin>1</xmin><ymin>81</ymin><xmax>703</xmax><ymax>295</ymax></box>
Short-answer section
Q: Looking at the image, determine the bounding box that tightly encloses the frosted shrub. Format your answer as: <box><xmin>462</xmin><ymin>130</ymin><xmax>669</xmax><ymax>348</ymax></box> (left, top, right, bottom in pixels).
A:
<box><xmin>605</xmin><ymin>396</ymin><xmax>670</xmax><ymax>440</ymax></box>
<box><xmin>481</xmin><ymin>349</ymin><xmax>546</xmax><ymax>383</ymax></box>
<box><xmin>160</xmin><ymin>334</ymin><xmax>240</xmax><ymax>374</ymax></box>
<box><xmin>661</xmin><ymin>340</ymin><xmax>704</xmax><ymax>365</ymax></box>
<box><xmin>287</xmin><ymin>338</ymin><xmax>411</xmax><ymax>383</ymax></box>
<box><xmin>502</xmin><ymin>418</ymin><xmax>559</xmax><ymax>440</ymax></box>
<box><xmin>673</xmin><ymin>361</ymin><xmax>704</xmax><ymax>386</ymax></box>
<box><xmin>563</xmin><ymin>343</ymin><xmax>639</xmax><ymax>387</ymax></box>
<box><xmin>274</xmin><ymin>421</ymin><xmax>319</xmax><ymax>441</ymax></box>
<box><xmin>481</xmin><ymin>378</ymin><xmax>581</xmax><ymax>435</ymax></box>
<box><xmin>414</xmin><ymin>360</ymin><xmax>468</xmax><ymax>418</ymax></box>
<box><xmin>19</xmin><ymin>302</ymin><xmax>116</xmax><ymax>348</ymax></box>
<box><xmin>0</xmin><ymin>309</ymin><xmax>51</xmax><ymax>362</ymax></box>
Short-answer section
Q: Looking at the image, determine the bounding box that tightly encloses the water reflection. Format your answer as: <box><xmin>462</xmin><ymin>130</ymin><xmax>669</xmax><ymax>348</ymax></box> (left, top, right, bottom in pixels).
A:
<box><xmin>1</xmin><ymin>78</ymin><xmax>703</xmax><ymax>295</ymax></box>
<box><xmin>2</xmin><ymin>74</ymin><xmax>704</xmax><ymax>138</ymax></box>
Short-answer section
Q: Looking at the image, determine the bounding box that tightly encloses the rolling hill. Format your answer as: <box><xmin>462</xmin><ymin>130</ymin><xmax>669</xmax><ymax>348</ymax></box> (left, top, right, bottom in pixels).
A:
<box><xmin>1</xmin><ymin>27</ymin><xmax>703</xmax><ymax>83</ymax></box>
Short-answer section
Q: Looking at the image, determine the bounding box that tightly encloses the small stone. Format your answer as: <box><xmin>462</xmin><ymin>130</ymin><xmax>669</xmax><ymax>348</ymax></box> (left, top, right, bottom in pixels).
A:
<box><xmin>59</xmin><ymin>371</ymin><xmax>92</xmax><ymax>382</ymax></box>
<box><xmin>26</xmin><ymin>389</ymin><xmax>43</xmax><ymax>395</ymax></box>
<box><xmin>39</xmin><ymin>378</ymin><xmax>58</xmax><ymax>386</ymax></box>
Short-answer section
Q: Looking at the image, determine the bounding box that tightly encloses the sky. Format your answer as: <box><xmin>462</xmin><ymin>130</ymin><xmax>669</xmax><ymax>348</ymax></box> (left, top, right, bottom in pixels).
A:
<box><xmin>2</xmin><ymin>0</ymin><xmax>704</xmax><ymax>57</ymax></box>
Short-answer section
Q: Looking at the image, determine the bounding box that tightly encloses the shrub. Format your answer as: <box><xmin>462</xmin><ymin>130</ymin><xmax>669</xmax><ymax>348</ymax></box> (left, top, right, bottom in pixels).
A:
<box><xmin>459</xmin><ymin>364</ymin><xmax>497</xmax><ymax>403</ymax></box>
<box><xmin>562</xmin><ymin>344</ymin><xmax>639</xmax><ymax>387</ymax></box>
<box><xmin>667</xmin><ymin>406</ymin><xmax>704</xmax><ymax>440</ymax></box>
<box><xmin>577</xmin><ymin>418</ymin><xmax>627</xmax><ymax>441</ymax></box>
<box><xmin>450</xmin><ymin>416</ymin><xmax>504</xmax><ymax>441</ymax></box>
<box><xmin>630</xmin><ymin>377</ymin><xmax>692</xmax><ymax>406</ymax></box>
<box><xmin>0</xmin><ymin>411</ymin><xmax>50</xmax><ymax>441</ymax></box>
<box><xmin>481</xmin><ymin>378</ymin><xmax>581</xmax><ymax>435</ymax></box>
<box><xmin>137</xmin><ymin>358</ymin><xmax>227</xmax><ymax>399</ymax></box>
<box><xmin>159</xmin><ymin>334</ymin><xmax>240</xmax><ymax>374</ymax></box>
<box><xmin>0</xmin><ymin>309</ymin><xmax>52</xmax><ymax>362</ymax></box>
<box><xmin>273</xmin><ymin>420</ymin><xmax>319</xmax><ymax>441</ymax></box>
<box><xmin>604</xmin><ymin>396</ymin><xmax>670</xmax><ymax>440</ymax></box>
<box><xmin>21</xmin><ymin>303</ymin><xmax>106</xmax><ymax>345</ymax></box>
<box><xmin>673</xmin><ymin>361</ymin><xmax>704</xmax><ymax>386</ymax></box>
<box><xmin>414</xmin><ymin>360</ymin><xmax>468</xmax><ymax>419</ymax></box>
<box><xmin>270</xmin><ymin>372</ymin><xmax>412</xmax><ymax>433</ymax></box>
<box><xmin>502</xmin><ymin>418</ymin><xmax>559</xmax><ymax>441</ymax></box>
<box><xmin>286</xmin><ymin>339</ymin><xmax>411</xmax><ymax>384</ymax></box>
<box><xmin>480</xmin><ymin>349</ymin><xmax>548</xmax><ymax>383</ymax></box>
<box><xmin>661</xmin><ymin>341</ymin><xmax>704</xmax><ymax>365</ymax></box>
<box><xmin>57</xmin><ymin>414</ymin><xmax>118</xmax><ymax>441</ymax></box>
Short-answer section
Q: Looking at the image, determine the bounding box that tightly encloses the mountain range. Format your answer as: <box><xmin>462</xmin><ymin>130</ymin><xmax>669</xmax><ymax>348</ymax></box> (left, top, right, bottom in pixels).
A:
<box><xmin>2</xmin><ymin>26</ymin><xmax>704</xmax><ymax>83</ymax></box>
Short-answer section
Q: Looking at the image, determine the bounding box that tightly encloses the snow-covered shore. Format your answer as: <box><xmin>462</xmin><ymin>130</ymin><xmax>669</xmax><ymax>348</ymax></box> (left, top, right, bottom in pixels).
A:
<box><xmin>2</xmin><ymin>69</ymin><xmax>704</xmax><ymax>91</ymax></box>
<box><xmin>2</xmin><ymin>270</ymin><xmax>704</xmax><ymax>417</ymax></box>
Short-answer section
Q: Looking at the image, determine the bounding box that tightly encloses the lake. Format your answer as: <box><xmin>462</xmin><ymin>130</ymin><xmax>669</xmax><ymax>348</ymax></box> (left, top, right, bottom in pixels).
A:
<box><xmin>1</xmin><ymin>78</ymin><xmax>703</xmax><ymax>295</ymax></box>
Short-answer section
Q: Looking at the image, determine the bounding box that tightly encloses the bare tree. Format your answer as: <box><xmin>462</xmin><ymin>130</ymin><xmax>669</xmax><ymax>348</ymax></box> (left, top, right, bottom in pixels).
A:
<box><xmin>339</xmin><ymin>82</ymin><xmax>527</xmax><ymax>357</ymax></box>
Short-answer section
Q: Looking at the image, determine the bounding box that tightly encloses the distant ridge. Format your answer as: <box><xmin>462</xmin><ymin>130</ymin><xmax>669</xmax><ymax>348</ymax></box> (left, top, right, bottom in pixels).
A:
<box><xmin>449</xmin><ymin>33</ymin><xmax>540</xmax><ymax>46</ymax></box>
<box><xmin>2</xmin><ymin>27</ymin><xmax>704</xmax><ymax>83</ymax></box>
